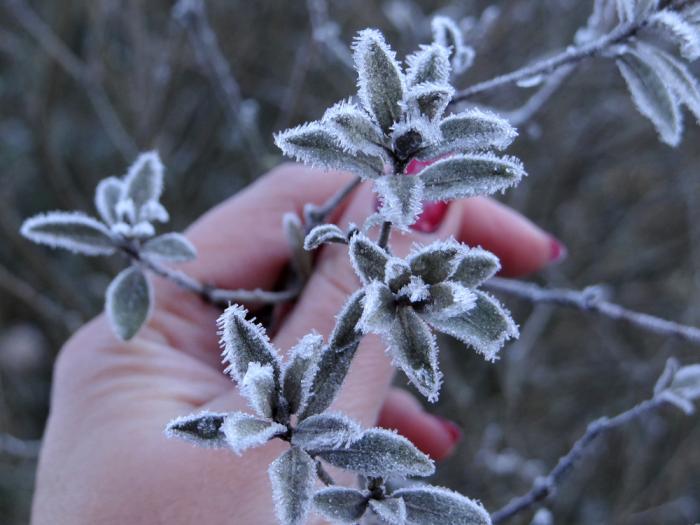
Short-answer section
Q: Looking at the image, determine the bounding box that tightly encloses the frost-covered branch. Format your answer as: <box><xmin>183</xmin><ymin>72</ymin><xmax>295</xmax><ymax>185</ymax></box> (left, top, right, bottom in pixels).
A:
<box><xmin>453</xmin><ymin>18</ymin><xmax>646</xmax><ymax>102</ymax></box>
<box><xmin>491</xmin><ymin>360</ymin><xmax>700</xmax><ymax>525</ymax></box>
<box><xmin>0</xmin><ymin>432</ymin><xmax>41</xmax><ymax>459</ymax></box>
<box><xmin>487</xmin><ymin>277</ymin><xmax>700</xmax><ymax>346</ymax></box>
<box><xmin>303</xmin><ymin>176</ymin><xmax>362</xmax><ymax>231</ymax></box>
<box><xmin>2</xmin><ymin>0</ymin><xmax>137</xmax><ymax>159</ymax></box>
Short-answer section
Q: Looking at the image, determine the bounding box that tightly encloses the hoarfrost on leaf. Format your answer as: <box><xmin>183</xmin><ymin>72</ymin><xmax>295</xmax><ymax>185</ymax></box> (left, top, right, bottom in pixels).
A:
<box><xmin>313</xmin><ymin>487</ymin><xmax>369</xmax><ymax>523</ymax></box>
<box><xmin>222</xmin><ymin>412</ymin><xmax>287</xmax><ymax>455</ymax></box>
<box><xmin>282</xmin><ymin>333</ymin><xmax>323</xmax><ymax>415</ymax></box>
<box><xmin>304</xmin><ymin>224</ymin><xmax>348</xmax><ymax>251</ymax></box>
<box><xmin>141</xmin><ymin>233</ymin><xmax>197</xmax><ymax>262</ymax></box>
<box><xmin>374</xmin><ymin>174</ymin><xmax>425</xmax><ymax>229</ymax></box>
<box><xmin>322</xmin><ymin>100</ymin><xmax>388</xmax><ymax>157</ymax></box>
<box><xmin>406</xmin><ymin>43</ymin><xmax>451</xmax><ymax>86</ymax></box>
<box><xmin>368</xmin><ymin>497</ymin><xmax>407</xmax><ymax>525</ymax></box>
<box><xmin>241</xmin><ymin>362</ymin><xmax>279</xmax><ymax>419</ymax></box>
<box><xmin>21</xmin><ymin>212</ymin><xmax>116</xmax><ymax>256</ymax></box>
<box><xmin>649</xmin><ymin>9</ymin><xmax>700</xmax><ymax>61</ymax></box>
<box><xmin>95</xmin><ymin>177</ymin><xmax>123</xmax><ymax>225</ymax></box>
<box><xmin>431</xmin><ymin>16</ymin><xmax>475</xmax><ymax>74</ymax></box>
<box><xmin>123</xmin><ymin>151</ymin><xmax>164</xmax><ymax>211</ymax></box>
<box><xmin>391</xmin><ymin>485</ymin><xmax>492</xmax><ymax>525</ymax></box>
<box><xmin>328</xmin><ymin>289</ymin><xmax>366</xmax><ymax>351</ymax></box>
<box><xmin>349</xmin><ymin>233</ymin><xmax>389</xmax><ymax>285</ymax></box>
<box><xmin>164</xmin><ymin>411</ymin><xmax>227</xmax><ymax>448</ymax></box>
<box><xmin>291</xmin><ymin>412</ymin><xmax>362</xmax><ymax>450</ymax></box>
<box><xmin>105</xmin><ymin>266</ymin><xmax>152</xmax><ymax>341</ymax></box>
<box><xmin>269</xmin><ymin>446</ymin><xmax>316</xmax><ymax>525</ymax></box>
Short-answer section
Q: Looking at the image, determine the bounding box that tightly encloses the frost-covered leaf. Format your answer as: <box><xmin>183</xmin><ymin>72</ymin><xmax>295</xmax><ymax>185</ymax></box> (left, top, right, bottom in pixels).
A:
<box><xmin>21</xmin><ymin>211</ymin><xmax>116</xmax><ymax>256</ymax></box>
<box><xmin>141</xmin><ymin>233</ymin><xmax>197</xmax><ymax>262</ymax></box>
<box><xmin>426</xmin><ymin>290</ymin><xmax>517</xmax><ymax>361</ymax></box>
<box><xmin>292</xmin><ymin>412</ymin><xmax>362</xmax><ymax>450</ymax></box>
<box><xmin>304</xmin><ymin>224</ymin><xmax>348</xmax><ymax>251</ymax></box>
<box><xmin>218</xmin><ymin>304</ymin><xmax>281</xmax><ymax>383</ymax></box>
<box><xmin>123</xmin><ymin>151</ymin><xmax>164</xmax><ymax>210</ymax></box>
<box><xmin>388</xmin><ymin>306</ymin><xmax>442</xmax><ymax>402</ymax></box>
<box><xmin>669</xmin><ymin>363</ymin><xmax>700</xmax><ymax>405</ymax></box>
<box><xmin>284</xmin><ymin>212</ymin><xmax>313</xmax><ymax>280</ymax></box>
<box><xmin>431</xmin><ymin>16</ymin><xmax>475</xmax><ymax>73</ymax></box>
<box><xmin>374</xmin><ymin>174</ymin><xmax>425</xmax><ymax>229</ymax></box>
<box><xmin>407</xmin><ymin>83</ymin><xmax>454</xmax><ymax>121</ymax></box>
<box><xmin>353</xmin><ymin>29</ymin><xmax>405</xmax><ymax>133</ymax></box>
<box><xmin>419</xmin><ymin>153</ymin><xmax>525</xmax><ymax>201</ymax></box>
<box><xmin>385</xmin><ymin>257</ymin><xmax>412</xmax><ymax>292</ymax></box>
<box><xmin>269</xmin><ymin>446</ymin><xmax>316</xmax><ymax>525</ymax></box>
<box><xmin>417</xmin><ymin>109</ymin><xmax>517</xmax><ymax>160</ymax></box>
<box><xmin>106</xmin><ymin>266</ymin><xmax>152</xmax><ymax>341</ymax></box>
<box><xmin>423</xmin><ymin>282</ymin><xmax>476</xmax><ymax>320</ymax></box>
<box><xmin>450</xmin><ymin>248</ymin><xmax>501</xmax><ymax>288</ymax></box>
<box><xmin>323</xmin><ymin>100</ymin><xmax>387</xmax><ymax>156</ymax></box>
<box><xmin>222</xmin><ymin>412</ymin><xmax>287</xmax><ymax>455</ymax></box>
<box><xmin>349</xmin><ymin>234</ymin><xmax>389</xmax><ymax>284</ymax></box>
<box><xmin>392</xmin><ymin>485</ymin><xmax>492</xmax><ymax>525</ymax></box>
<box><xmin>654</xmin><ymin>357</ymin><xmax>680</xmax><ymax>396</ymax></box>
<box><xmin>649</xmin><ymin>10</ymin><xmax>700</xmax><ymax>61</ymax></box>
<box><xmin>369</xmin><ymin>498</ymin><xmax>407</xmax><ymax>525</ymax></box>
<box><xmin>408</xmin><ymin>240</ymin><xmax>462</xmax><ymax>285</ymax></box>
<box><xmin>616</xmin><ymin>0</ymin><xmax>636</xmax><ymax>22</ymax></box>
<box><xmin>358</xmin><ymin>281</ymin><xmax>397</xmax><ymax>333</ymax></box>
<box><xmin>328</xmin><ymin>289</ymin><xmax>366</xmax><ymax>351</ymax></box>
<box><xmin>314</xmin><ymin>427</ymin><xmax>434</xmax><ymax>477</ymax></box>
<box><xmin>406</xmin><ymin>43</ymin><xmax>451</xmax><ymax>86</ymax></box>
<box><xmin>617</xmin><ymin>51</ymin><xmax>681</xmax><ymax>146</ymax></box>
<box><xmin>95</xmin><ymin>177</ymin><xmax>123</xmax><ymax>225</ymax></box>
<box><xmin>164</xmin><ymin>411</ymin><xmax>227</xmax><ymax>448</ymax></box>
<box><xmin>298</xmin><ymin>342</ymin><xmax>359</xmax><ymax>420</ymax></box>
<box><xmin>282</xmin><ymin>333</ymin><xmax>324</xmax><ymax>414</ymax></box>
<box><xmin>274</xmin><ymin>123</ymin><xmax>384</xmax><ymax>179</ymax></box>
<box><xmin>313</xmin><ymin>487</ymin><xmax>369</xmax><ymax>524</ymax></box>
<box><xmin>139</xmin><ymin>200</ymin><xmax>169</xmax><ymax>223</ymax></box>
<box><xmin>241</xmin><ymin>362</ymin><xmax>278</xmax><ymax>419</ymax></box>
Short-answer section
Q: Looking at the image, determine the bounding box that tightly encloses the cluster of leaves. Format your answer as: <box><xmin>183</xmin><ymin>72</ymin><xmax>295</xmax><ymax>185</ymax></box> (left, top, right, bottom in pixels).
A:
<box><xmin>21</xmin><ymin>152</ymin><xmax>196</xmax><ymax>340</ymax></box>
<box><xmin>274</xmin><ymin>23</ymin><xmax>523</xmax><ymax>230</ymax></box>
<box><xmin>166</xmin><ymin>304</ymin><xmax>491</xmax><ymax>525</ymax></box>
<box><xmin>577</xmin><ymin>0</ymin><xmax>700</xmax><ymax>145</ymax></box>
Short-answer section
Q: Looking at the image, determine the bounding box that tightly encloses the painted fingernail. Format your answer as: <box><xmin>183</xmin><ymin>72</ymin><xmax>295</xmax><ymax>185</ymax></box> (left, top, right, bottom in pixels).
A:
<box><xmin>436</xmin><ymin>415</ymin><xmax>463</xmax><ymax>445</ymax></box>
<box><xmin>549</xmin><ymin>236</ymin><xmax>568</xmax><ymax>263</ymax></box>
<box><xmin>412</xmin><ymin>201</ymin><xmax>449</xmax><ymax>233</ymax></box>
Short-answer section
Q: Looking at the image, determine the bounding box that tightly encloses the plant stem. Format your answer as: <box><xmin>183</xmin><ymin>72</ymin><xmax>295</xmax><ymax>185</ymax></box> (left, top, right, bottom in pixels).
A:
<box><xmin>491</xmin><ymin>397</ymin><xmax>667</xmax><ymax>523</ymax></box>
<box><xmin>377</xmin><ymin>221</ymin><xmax>392</xmax><ymax>249</ymax></box>
<box><xmin>452</xmin><ymin>18</ymin><xmax>646</xmax><ymax>103</ymax></box>
<box><xmin>304</xmin><ymin>176</ymin><xmax>362</xmax><ymax>231</ymax></box>
<box><xmin>487</xmin><ymin>277</ymin><xmax>700</xmax><ymax>346</ymax></box>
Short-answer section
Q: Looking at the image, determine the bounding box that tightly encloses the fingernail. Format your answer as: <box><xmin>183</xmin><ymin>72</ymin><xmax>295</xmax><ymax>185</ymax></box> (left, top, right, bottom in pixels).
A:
<box><xmin>549</xmin><ymin>236</ymin><xmax>567</xmax><ymax>263</ymax></box>
<box><xmin>411</xmin><ymin>201</ymin><xmax>449</xmax><ymax>233</ymax></box>
<box><xmin>435</xmin><ymin>415</ymin><xmax>462</xmax><ymax>445</ymax></box>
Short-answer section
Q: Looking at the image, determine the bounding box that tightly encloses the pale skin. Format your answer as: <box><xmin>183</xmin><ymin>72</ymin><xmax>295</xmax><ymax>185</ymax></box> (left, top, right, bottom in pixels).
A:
<box><xmin>32</xmin><ymin>164</ymin><xmax>557</xmax><ymax>525</ymax></box>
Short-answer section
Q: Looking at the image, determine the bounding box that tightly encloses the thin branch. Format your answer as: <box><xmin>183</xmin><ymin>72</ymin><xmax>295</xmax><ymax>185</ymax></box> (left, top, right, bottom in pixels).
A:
<box><xmin>491</xmin><ymin>396</ymin><xmax>669</xmax><ymax>523</ymax></box>
<box><xmin>487</xmin><ymin>278</ymin><xmax>700</xmax><ymax>346</ymax></box>
<box><xmin>452</xmin><ymin>18</ymin><xmax>647</xmax><ymax>103</ymax></box>
<box><xmin>377</xmin><ymin>221</ymin><xmax>392</xmax><ymax>249</ymax></box>
<box><xmin>2</xmin><ymin>0</ymin><xmax>137</xmax><ymax>159</ymax></box>
<box><xmin>128</xmin><ymin>248</ymin><xmax>299</xmax><ymax>308</ymax></box>
<box><xmin>504</xmin><ymin>64</ymin><xmax>576</xmax><ymax>126</ymax></box>
<box><xmin>304</xmin><ymin>176</ymin><xmax>362</xmax><ymax>231</ymax></box>
<box><xmin>0</xmin><ymin>432</ymin><xmax>41</xmax><ymax>460</ymax></box>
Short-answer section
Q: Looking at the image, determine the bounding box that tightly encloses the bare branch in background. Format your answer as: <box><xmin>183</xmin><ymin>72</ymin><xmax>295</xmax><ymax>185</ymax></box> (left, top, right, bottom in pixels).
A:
<box><xmin>0</xmin><ymin>432</ymin><xmax>40</xmax><ymax>460</ymax></box>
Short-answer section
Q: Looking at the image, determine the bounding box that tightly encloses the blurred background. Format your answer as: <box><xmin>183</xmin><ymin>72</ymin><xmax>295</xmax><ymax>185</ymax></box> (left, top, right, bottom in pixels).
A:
<box><xmin>1</xmin><ymin>0</ymin><xmax>699</xmax><ymax>523</ymax></box>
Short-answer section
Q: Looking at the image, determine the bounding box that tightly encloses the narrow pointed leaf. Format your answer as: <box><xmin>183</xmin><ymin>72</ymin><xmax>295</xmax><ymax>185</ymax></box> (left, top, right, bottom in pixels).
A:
<box><xmin>106</xmin><ymin>266</ymin><xmax>152</xmax><ymax>341</ymax></box>
<box><xmin>313</xmin><ymin>487</ymin><xmax>369</xmax><ymax>523</ymax></box>
<box><xmin>408</xmin><ymin>240</ymin><xmax>462</xmax><ymax>285</ymax></box>
<box><xmin>385</xmin><ymin>257</ymin><xmax>412</xmax><ymax>292</ymax></box>
<box><xmin>650</xmin><ymin>10</ymin><xmax>700</xmax><ymax>61</ymax></box>
<box><xmin>419</xmin><ymin>153</ymin><xmax>525</xmax><ymax>201</ymax></box>
<box><xmin>314</xmin><ymin>427</ymin><xmax>434</xmax><ymax>477</ymax></box>
<box><xmin>388</xmin><ymin>306</ymin><xmax>442</xmax><ymax>402</ymax></box>
<box><xmin>95</xmin><ymin>177</ymin><xmax>123</xmax><ymax>225</ymax></box>
<box><xmin>427</xmin><ymin>290</ymin><xmax>517</xmax><ymax>361</ymax></box>
<box><xmin>304</xmin><ymin>224</ymin><xmax>348</xmax><ymax>251</ymax></box>
<box><xmin>123</xmin><ymin>151</ymin><xmax>164</xmax><ymax>210</ymax></box>
<box><xmin>241</xmin><ymin>362</ymin><xmax>278</xmax><ymax>419</ymax></box>
<box><xmin>392</xmin><ymin>485</ymin><xmax>492</xmax><ymax>525</ymax></box>
<box><xmin>669</xmin><ymin>363</ymin><xmax>700</xmax><ymax>402</ymax></box>
<box><xmin>269</xmin><ymin>447</ymin><xmax>316</xmax><ymax>525</ymax></box>
<box><xmin>328</xmin><ymin>289</ymin><xmax>366</xmax><ymax>351</ymax></box>
<box><xmin>274</xmin><ymin>123</ymin><xmax>384</xmax><ymax>179</ymax></box>
<box><xmin>431</xmin><ymin>16</ymin><xmax>474</xmax><ymax>73</ymax></box>
<box><xmin>374</xmin><ymin>174</ymin><xmax>425</xmax><ymax>230</ymax></box>
<box><xmin>407</xmin><ymin>83</ymin><xmax>454</xmax><ymax>121</ymax></box>
<box><xmin>423</xmin><ymin>282</ymin><xmax>476</xmax><ymax>320</ymax></box>
<box><xmin>406</xmin><ymin>43</ymin><xmax>451</xmax><ymax>86</ymax></box>
<box><xmin>323</xmin><ymin>100</ymin><xmax>387</xmax><ymax>156</ymax></box>
<box><xmin>298</xmin><ymin>342</ymin><xmax>359</xmax><ymax>420</ymax></box>
<box><xmin>141</xmin><ymin>233</ymin><xmax>197</xmax><ymax>262</ymax></box>
<box><xmin>222</xmin><ymin>412</ymin><xmax>287</xmax><ymax>455</ymax></box>
<box><xmin>349</xmin><ymin>234</ymin><xmax>389</xmax><ymax>284</ymax></box>
<box><xmin>218</xmin><ymin>304</ymin><xmax>281</xmax><ymax>383</ymax></box>
<box><xmin>353</xmin><ymin>29</ymin><xmax>405</xmax><ymax>132</ymax></box>
<box><xmin>282</xmin><ymin>333</ymin><xmax>324</xmax><ymax>414</ymax></box>
<box><xmin>165</xmin><ymin>411</ymin><xmax>227</xmax><ymax>448</ymax></box>
<box><xmin>449</xmin><ymin>248</ymin><xmax>501</xmax><ymax>288</ymax></box>
<box><xmin>358</xmin><ymin>281</ymin><xmax>397</xmax><ymax>334</ymax></box>
<box><xmin>21</xmin><ymin>211</ymin><xmax>115</xmax><ymax>256</ymax></box>
<box><xmin>292</xmin><ymin>412</ymin><xmax>362</xmax><ymax>450</ymax></box>
<box><xmin>369</xmin><ymin>497</ymin><xmax>407</xmax><ymax>525</ymax></box>
<box><xmin>617</xmin><ymin>51</ymin><xmax>681</xmax><ymax>146</ymax></box>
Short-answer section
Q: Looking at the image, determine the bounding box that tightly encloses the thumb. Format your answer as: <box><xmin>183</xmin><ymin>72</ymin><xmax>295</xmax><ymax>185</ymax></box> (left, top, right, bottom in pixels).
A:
<box><xmin>273</xmin><ymin>181</ymin><xmax>468</xmax><ymax>429</ymax></box>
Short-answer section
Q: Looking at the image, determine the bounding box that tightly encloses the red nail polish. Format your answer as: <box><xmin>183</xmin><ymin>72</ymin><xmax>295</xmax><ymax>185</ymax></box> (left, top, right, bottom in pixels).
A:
<box><xmin>436</xmin><ymin>416</ymin><xmax>462</xmax><ymax>444</ymax></box>
<box><xmin>412</xmin><ymin>201</ymin><xmax>449</xmax><ymax>233</ymax></box>
<box><xmin>549</xmin><ymin>237</ymin><xmax>568</xmax><ymax>263</ymax></box>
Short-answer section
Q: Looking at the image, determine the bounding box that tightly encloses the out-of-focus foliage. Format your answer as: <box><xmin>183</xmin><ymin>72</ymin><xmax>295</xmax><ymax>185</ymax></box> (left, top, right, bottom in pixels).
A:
<box><xmin>1</xmin><ymin>1</ymin><xmax>700</xmax><ymax>524</ymax></box>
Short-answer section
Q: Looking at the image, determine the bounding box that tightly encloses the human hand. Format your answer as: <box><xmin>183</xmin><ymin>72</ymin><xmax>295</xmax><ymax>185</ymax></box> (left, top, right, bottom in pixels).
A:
<box><xmin>31</xmin><ymin>164</ymin><xmax>561</xmax><ymax>524</ymax></box>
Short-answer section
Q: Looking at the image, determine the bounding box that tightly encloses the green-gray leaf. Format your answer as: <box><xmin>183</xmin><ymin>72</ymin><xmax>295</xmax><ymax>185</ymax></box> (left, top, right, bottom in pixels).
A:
<box><xmin>313</xmin><ymin>487</ymin><xmax>369</xmax><ymax>524</ymax></box>
<box><xmin>323</xmin><ymin>100</ymin><xmax>388</xmax><ymax>156</ymax></box>
<box><xmin>21</xmin><ymin>211</ymin><xmax>116</xmax><ymax>256</ymax></box>
<box><xmin>222</xmin><ymin>412</ymin><xmax>287</xmax><ymax>455</ymax></box>
<box><xmin>392</xmin><ymin>485</ymin><xmax>492</xmax><ymax>525</ymax></box>
<box><xmin>282</xmin><ymin>333</ymin><xmax>323</xmax><ymax>415</ymax></box>
<box><xmin>353</xmin><ymin>28</ymin><xmax>405</xmax><ymax>133</ymax></box>
<box><xmin>292</xmin><ymin>412</ymin><xmax>361</xmax><ymax>450</ymax></box>
<box><xmin>141</xmin><ymin>233</ymin><xmax>197</xmax><ymax>262</ymax></box>
<box><xmin>449</xmin><ymin>247</ymin><xmax>501</xmax><ymax>288</ymax></box>
<box><xmin>269</xmin><ymin>447</ymin><xmax>316</xmax><ymax>525</ymax></box>
<box><xmin>369</xmin><ymin>497</ymin><xmax>407</xmax><ymax>525</ymax></box>
<box><xmin>95</xmin><ymin>177</ymin><xmax>123</xmax><ymax>225</ymax></box>
<box><xmin>408</xmin><ymin>240</ymin><xmax>462</xmax><ymax>285</ymax></box>
<box><xmin>123</xmin><ymin>151</ymin><xmax>164</xmax><ymax>210</ymax></box>
<box><xmin>419</xmin><ymin>154</ymin><xmax>525</xmax><ymax>202</ymax></box>
<box><xmin>328</xmin><ymin>289</ymin><xmax>366</xmax><ymax>351</ymax></box>
<box><xmin>105</xmin><ymin>266</ymin><xmax>152</xmax><ymax>340</ymax></box>
<box><xmin>304</xmin><ymin>224</ymin><xmax>348</xmax><ymax>251</ymax></box>
<box><xmin>406</xmin><ymin>43</ymin><xmax>451</xmax><ymax>86</ymax></box>
<box><xmin>349</xmin><ymin>233</ymin><xmax>389</xmax><ymax>284</ymax></box>
<box><xmin>164</xmin><ymin>411</ymin><xmax>227</xmax><ymax>448</ymax></box>
<box><xmin>241</xmin><ymin>362</ymin><xmax>278</xmax><ymax>419</ymax></box>
<box><xmin>374</xmin><ymin>174</ymin><xmax>425</xmax><ymax>230</ymax></box>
